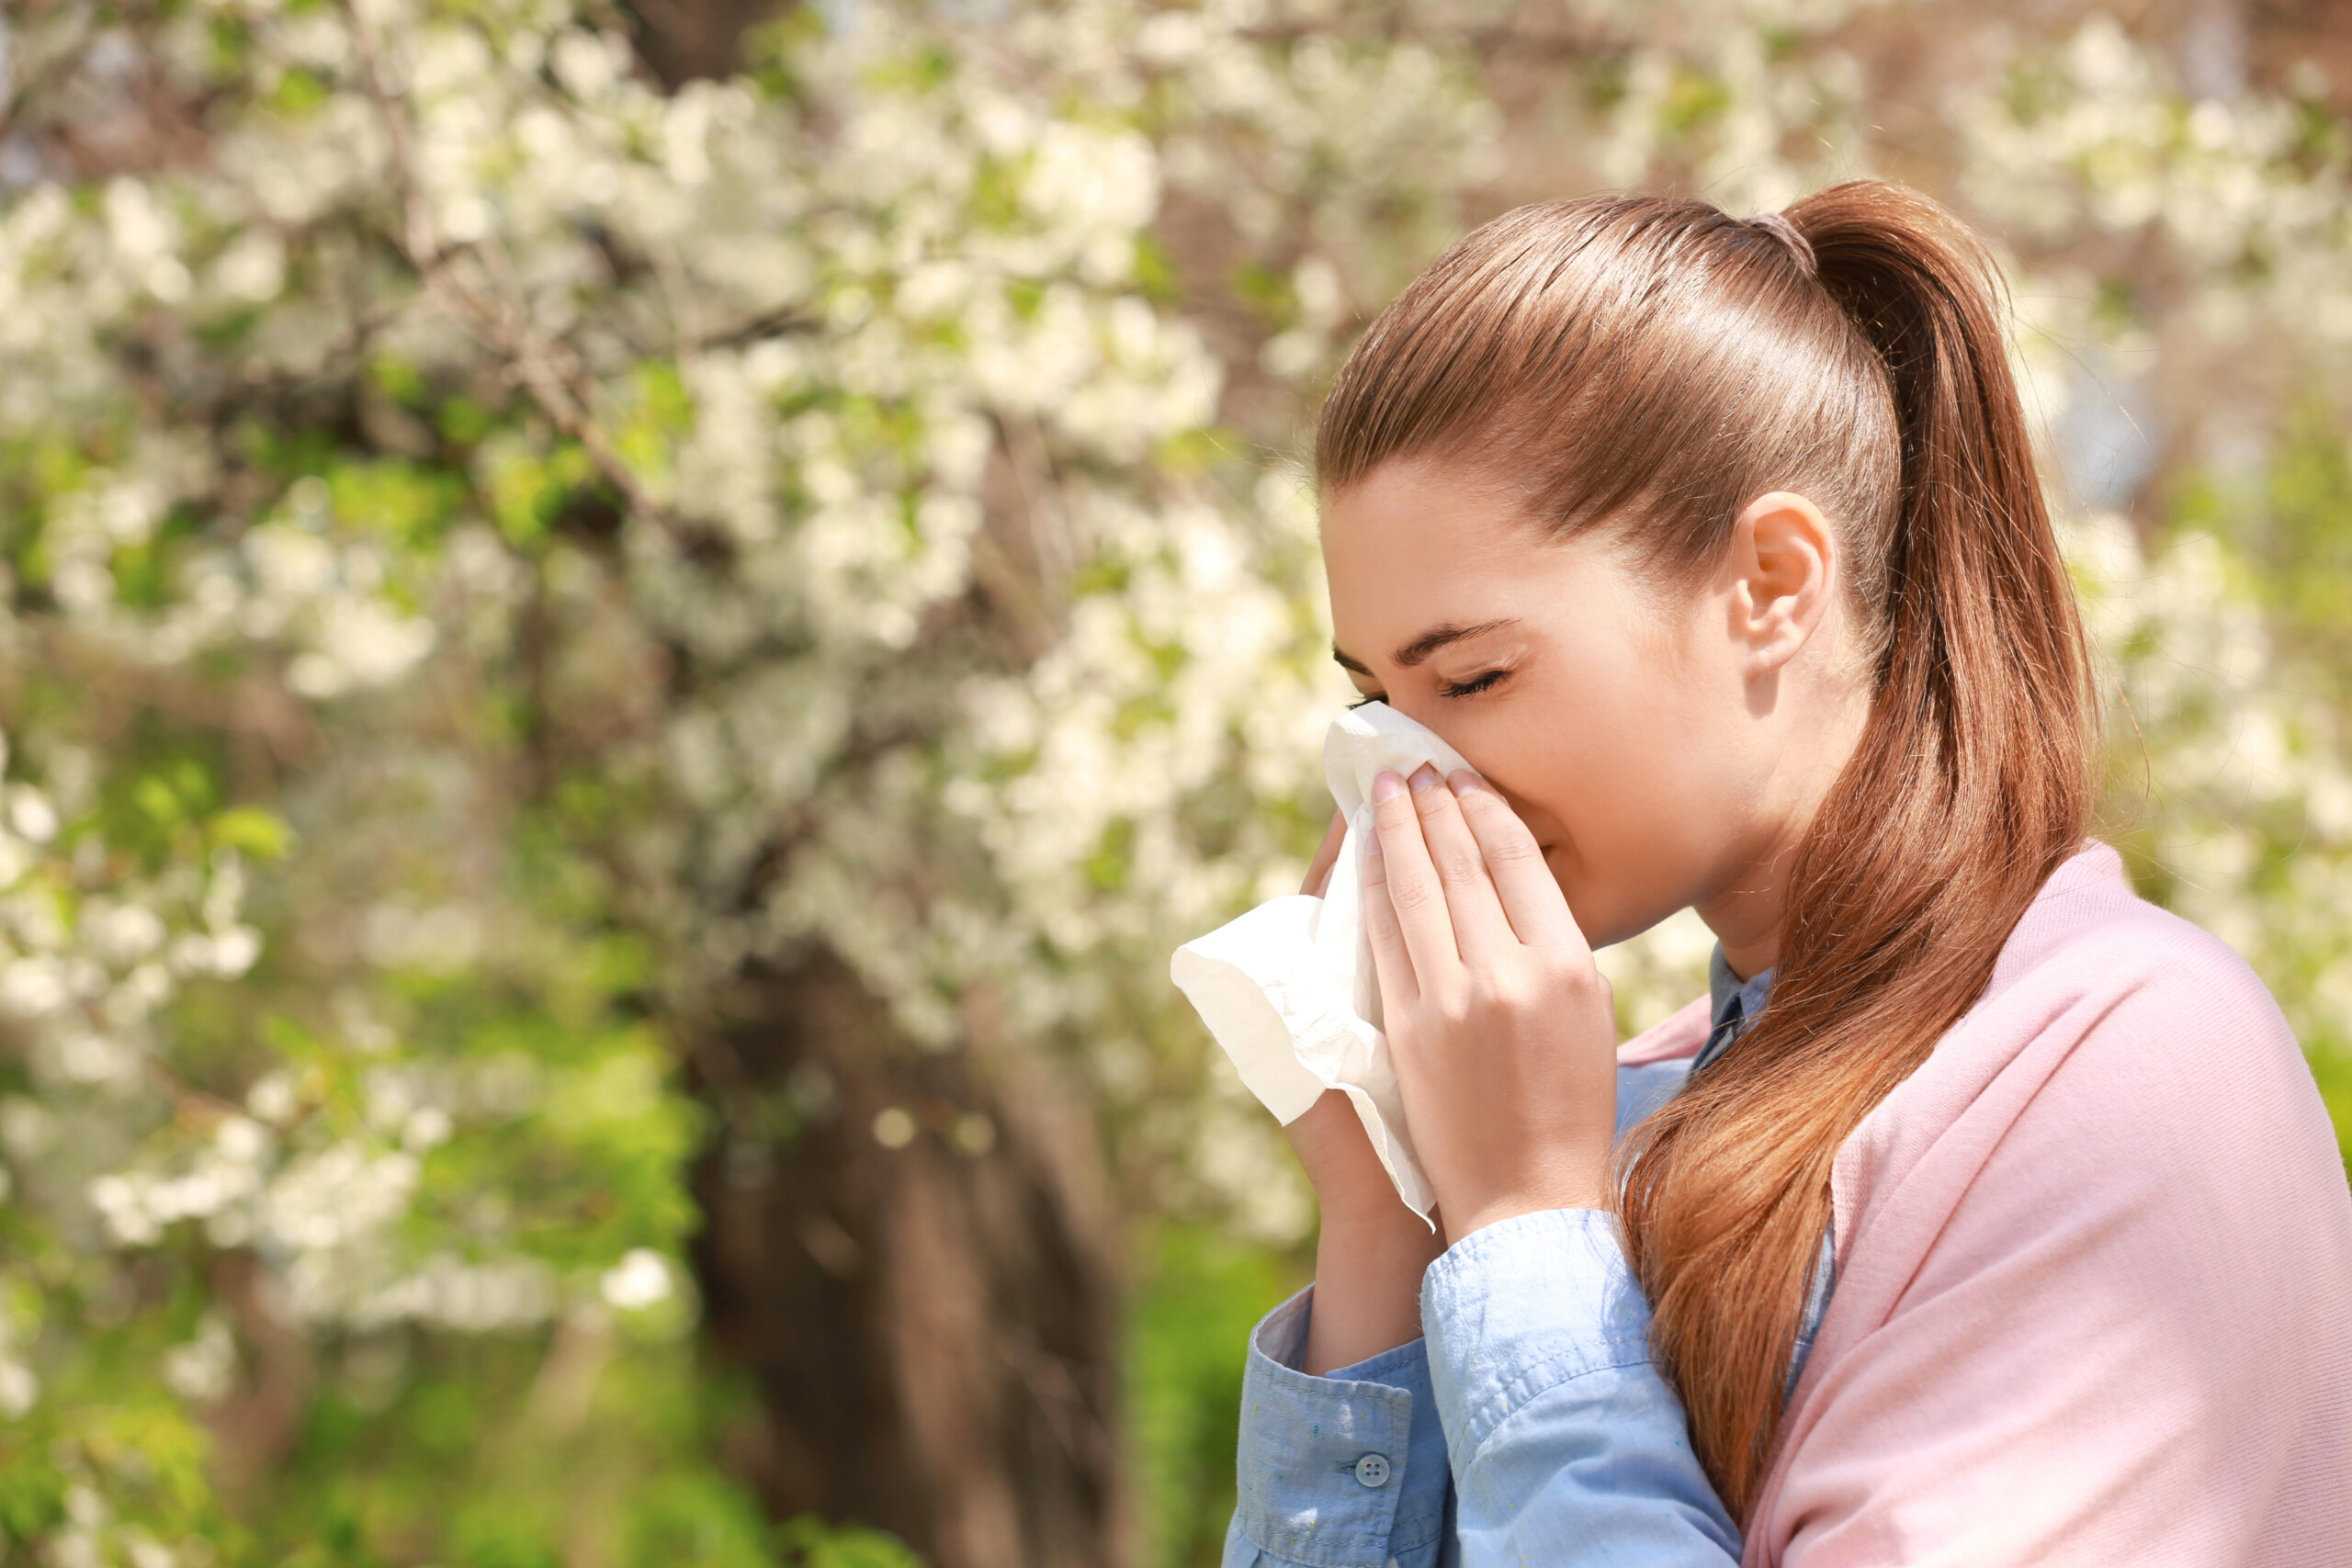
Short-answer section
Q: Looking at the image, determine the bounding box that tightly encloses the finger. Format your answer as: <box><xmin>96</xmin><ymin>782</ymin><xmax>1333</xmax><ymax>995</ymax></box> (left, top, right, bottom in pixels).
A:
<box><xmin>1408</xmin><ymin>761</ymin><xmax>1522</xmax><ymax>954</ymax></box>
<box><xmin>1357</xmin><ymin>813</ymin><xmax>1419</xmax><ymax>1008</ymax></box>
<box><xmin>1370</xmin><ymin>768</ymin><xmax>1463</xmax><ymax>981</ymax></box>
<box><xmin>1447</xmin><ymin>770</ymin><xmax>1587</xmax><ymax>954</ymax></box>
<box><xmin>1300</xmin><ymin>808</ymin><xmax>1347</xmax><ymax>897</ymax></box>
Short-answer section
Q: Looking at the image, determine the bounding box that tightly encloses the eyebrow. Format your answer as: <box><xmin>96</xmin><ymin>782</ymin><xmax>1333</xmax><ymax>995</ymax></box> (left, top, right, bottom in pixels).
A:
<box><xmin>1331</xmin><ymin>617</ymin><xmax>1520</xmax><ymax>674</ymax></box>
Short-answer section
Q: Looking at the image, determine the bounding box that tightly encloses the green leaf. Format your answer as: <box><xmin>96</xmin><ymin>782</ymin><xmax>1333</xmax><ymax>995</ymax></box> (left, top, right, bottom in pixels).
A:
<box><xmin>209</xmin><ymin>807</ymin><xmax>294</xmax><ymax>861</ymax></box>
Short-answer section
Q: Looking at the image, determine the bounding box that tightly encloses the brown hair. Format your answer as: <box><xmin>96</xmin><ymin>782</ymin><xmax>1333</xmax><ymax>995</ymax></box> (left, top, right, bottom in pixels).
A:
<box><xmin>1317</xmin><ymin>182</ymin><xmax>2098</xmax><ymax>1515</ymax></box>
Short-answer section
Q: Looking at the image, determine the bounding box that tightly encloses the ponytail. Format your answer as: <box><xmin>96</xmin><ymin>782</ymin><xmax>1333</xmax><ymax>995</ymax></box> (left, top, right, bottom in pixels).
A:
<box><xmin>1615</xmin><ymin>182</ymin><xmax>2099</xmax><ymax>1513</ymax></box>
<box><xmin>1315</xmin><ymin>180</ymin><xmax>2100</xmax><ymax>1518</ymax></box>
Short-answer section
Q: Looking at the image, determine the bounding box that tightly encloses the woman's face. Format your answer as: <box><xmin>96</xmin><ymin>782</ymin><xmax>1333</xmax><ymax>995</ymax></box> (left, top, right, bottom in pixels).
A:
<box><xmin>1320</xmin><ymin>456</ymin><xmax>1850</xmax><ymax>954</ymax></box>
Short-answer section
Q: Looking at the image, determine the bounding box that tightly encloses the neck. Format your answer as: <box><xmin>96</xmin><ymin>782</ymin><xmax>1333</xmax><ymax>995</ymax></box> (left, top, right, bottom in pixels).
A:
<box><xmin>1700</xmin><ymin>671</ymin><xmax>1872</xmax><ymax>980</ymax></box>
<box><xmin>1696</xmin><ymin>832</ymin><xmax>1801</xmax><ymax>980</ymax></box>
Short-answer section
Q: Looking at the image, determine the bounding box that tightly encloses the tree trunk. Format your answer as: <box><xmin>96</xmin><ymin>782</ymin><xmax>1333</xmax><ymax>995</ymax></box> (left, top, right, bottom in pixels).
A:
<box><xmin>689</xmin><ymin>951</ymin><xmax>1128</xmax><ymax>1568</ymax></box>
<box><xmin>623</xmin><ymin>0</ymin><xmax>793</xmax><ymax>86</ymax></box>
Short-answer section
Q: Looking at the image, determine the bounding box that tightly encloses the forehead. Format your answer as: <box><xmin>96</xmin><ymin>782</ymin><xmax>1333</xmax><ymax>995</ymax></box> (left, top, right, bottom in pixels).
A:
<box><xmin>1320</xmin><ymin>460</ymin><xmax>1566</xmax><ymax>642</ymax></box>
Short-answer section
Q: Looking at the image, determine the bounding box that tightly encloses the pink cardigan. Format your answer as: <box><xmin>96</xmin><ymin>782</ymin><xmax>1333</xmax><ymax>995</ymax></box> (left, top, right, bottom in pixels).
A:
<box><xmin>1618</xmin><ymin>841</ymin><xmax>2352</xmax><ymax>1564</ymax></box>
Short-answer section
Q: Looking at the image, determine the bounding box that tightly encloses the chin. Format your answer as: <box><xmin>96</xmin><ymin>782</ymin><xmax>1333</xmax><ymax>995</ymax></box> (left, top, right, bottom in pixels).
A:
<box><xmin>1549</xmin><ymin>865</ymin><xmax>1628</xmax><ymax>948</ymax></box>
<box><xmin>1546</xmin><ymin>835</ymin><xmax>1679</xmax><ymax>950</ymax></box>
<box><xmin>1556</xmin><ymin>865</ymin><xmax>1683</xmax><ymax>953</ymax></box>
<box><xmin>1578</xmin><ymin>908</ymin><xmax>1652</xmax><ymax>951</ymax></box>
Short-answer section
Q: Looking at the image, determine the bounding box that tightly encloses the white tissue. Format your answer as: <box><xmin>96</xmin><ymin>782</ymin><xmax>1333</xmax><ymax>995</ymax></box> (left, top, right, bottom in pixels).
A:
<box><xmin>1170</xmin><ymin>702</ymin><xmax>1472</xmax><ymax>1224</ymax></box>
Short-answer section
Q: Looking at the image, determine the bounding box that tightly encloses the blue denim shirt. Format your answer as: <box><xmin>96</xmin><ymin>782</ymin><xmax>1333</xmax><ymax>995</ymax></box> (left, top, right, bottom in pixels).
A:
<box><xmin>1224</xmin><ymin>954</ymin><xmax>1825</xmax><ymax>1568</ymax></box>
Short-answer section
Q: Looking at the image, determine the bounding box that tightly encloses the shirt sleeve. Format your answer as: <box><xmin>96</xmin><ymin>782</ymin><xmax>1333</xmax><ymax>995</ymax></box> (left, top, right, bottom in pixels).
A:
<box><xmin>1225</xmin><ymin>1286</ymin><xmax>1453</xmax><ymax>1568</ymax></box>
<box><xmin>1227</xmin><ymin>1060</ymin><xmax>1718</xmax><ymax>1568</ymax></box>
<box><xmin>1419</xmin><ymin>1207</ymin><xmax>1742</xmax><ymax>1565</ymax></box>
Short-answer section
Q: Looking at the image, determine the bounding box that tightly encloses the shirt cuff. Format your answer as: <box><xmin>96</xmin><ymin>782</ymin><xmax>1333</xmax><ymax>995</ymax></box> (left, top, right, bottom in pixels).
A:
<box><xmin>1232</xmin><ymin>1286</ymin><xmax>1447</xmax><ymax>1568</ymax></box>
<box><xmin>1419</xmin><ymin>1207</ymin><xmax>1658</xmax><ymax>1466</ymax></box>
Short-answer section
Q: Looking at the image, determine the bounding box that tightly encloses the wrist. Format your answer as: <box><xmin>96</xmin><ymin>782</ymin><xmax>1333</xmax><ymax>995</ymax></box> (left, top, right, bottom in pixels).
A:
<box><xmin>1316</xmin><ymin>1189</ymin><xmax>1435</xmax><ymax>1239</ymax></box>
<box><xmin>1317</xmin><ymin>1210</ymin><xmax>1445</xmax><ymax>1293</ymax></box>
<box><xmin>1442</xmin><ymin>1180</ymin><xmax>1610</xmax><ymax>1247</ymax></box>
<box><xmin>1305</xmin><ymin>1211</ymin><xmax>1442</xmax><ymax>1375</ymax></box>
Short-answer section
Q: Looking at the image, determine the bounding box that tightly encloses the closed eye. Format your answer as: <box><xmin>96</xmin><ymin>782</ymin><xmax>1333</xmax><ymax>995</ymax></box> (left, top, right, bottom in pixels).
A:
<box><xmin>1441</xmin><ymin>669</ymin><xmax>1511</xmax><ymax>699</ymax></box>
<box><xmin>1347</xmin><ymin>694</ymin><xmax>1385</xmax><ymax>710</ymax></box>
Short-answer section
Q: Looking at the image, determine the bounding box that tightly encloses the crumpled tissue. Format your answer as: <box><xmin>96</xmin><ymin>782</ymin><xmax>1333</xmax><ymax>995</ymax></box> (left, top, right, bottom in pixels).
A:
<box><xmin>1170</xmin><ymin>702</ymin><xmax>1470</xmax><ymax>1224</ymax></box>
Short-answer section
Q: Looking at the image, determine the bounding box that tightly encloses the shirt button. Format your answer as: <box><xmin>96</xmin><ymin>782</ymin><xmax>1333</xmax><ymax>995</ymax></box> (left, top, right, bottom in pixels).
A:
<box><xmin>1353</xmin><ymin>1451</ymin><xmax>1392</xmax><ymax>1487</ymax></box>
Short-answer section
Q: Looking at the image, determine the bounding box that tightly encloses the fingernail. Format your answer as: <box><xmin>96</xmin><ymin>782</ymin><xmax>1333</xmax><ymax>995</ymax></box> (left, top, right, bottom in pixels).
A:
<box><xmin>1408</xmin><ymin>763</ymin><xmax>1441</xmax><ymax>793</ymax></box>
<box><xmin>1447</xmin><ymin>769</ymin><xmax>1480</xmax><ymax>797</ymax></box>
<box><xmin>1373</xmin><ymin>771</ymin><xmax>1403</xmax><ymax>803</ymax></box>
<box><xmin>1363</xmin><ymin>831</ymin><xmax>1383</xmax><ymax>858</ymax></box>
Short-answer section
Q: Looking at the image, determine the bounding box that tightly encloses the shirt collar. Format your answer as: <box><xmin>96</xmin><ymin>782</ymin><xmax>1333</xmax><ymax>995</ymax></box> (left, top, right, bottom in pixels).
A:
<box><xmin>1697</xmin><ymin>944</ymin><xmax>1774</xmax><ymax>1072</ymax></box>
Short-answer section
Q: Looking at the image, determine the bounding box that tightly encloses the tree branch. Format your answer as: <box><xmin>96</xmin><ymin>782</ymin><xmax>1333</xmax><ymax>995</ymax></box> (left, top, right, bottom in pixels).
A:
<box><xmin>341</xmin><ymin>0</ymin><xmax>712</xmax><ymax>549</ymax></box>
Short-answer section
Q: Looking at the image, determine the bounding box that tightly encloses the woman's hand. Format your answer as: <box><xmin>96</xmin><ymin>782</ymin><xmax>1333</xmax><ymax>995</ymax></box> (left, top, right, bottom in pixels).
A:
<box><xmin>1283</xmin><ymin>809</ymin><xmax>1446</xmax><ymax>1373</ymax></box>
<box><xmin>1364</xmin><ymin>764</ymin><xmax>1620</xmax><ymax>1245</ymax></box>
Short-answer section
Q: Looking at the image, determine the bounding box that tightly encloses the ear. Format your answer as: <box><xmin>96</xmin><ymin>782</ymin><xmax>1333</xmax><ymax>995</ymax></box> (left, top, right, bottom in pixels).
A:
<box><xmin>1728</xmin><ymin>491</ymin><xmax>1837</xmax><ymax>675</ymax></box>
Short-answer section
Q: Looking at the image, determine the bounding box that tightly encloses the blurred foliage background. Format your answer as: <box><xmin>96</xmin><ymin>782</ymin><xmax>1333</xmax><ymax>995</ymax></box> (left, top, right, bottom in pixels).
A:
<box><xmin>0</xmin><ymin>0</ymin><xmax>2347</xmax><ymax>1564</ymax></box>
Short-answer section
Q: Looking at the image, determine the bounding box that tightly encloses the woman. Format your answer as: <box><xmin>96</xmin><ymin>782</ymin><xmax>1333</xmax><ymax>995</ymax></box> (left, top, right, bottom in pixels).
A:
<box><xmin>1223</xmin><ymin>182</ymin><xmax>2352</xmax><ymax>1565</ymax></box>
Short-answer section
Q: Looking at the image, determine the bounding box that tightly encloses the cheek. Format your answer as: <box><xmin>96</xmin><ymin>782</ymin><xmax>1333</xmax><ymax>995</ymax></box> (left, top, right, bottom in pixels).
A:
<box><xmin>1550</xmin><ymin>597</ymin><xmax>1723</xmax><ymax>797</ymax></box>
<box><xmin>1516</xmin><ymin>683</ymin><xmax>1702</xmax><ymax>845</ymax></box>
<box><xmin>1459</xmin><ymin>658</ymin><xmax>1724</xmax><ymax>931</ymax></box>
<box><xmin>1443</xmin><ymin>683</ymin><xmax>1637</xmax><ymax>841</ymax></box>
<box><xmin>1516</xmin><ymin>624</ymin><xmax>1693</xmax><ymax>764</ymax></box>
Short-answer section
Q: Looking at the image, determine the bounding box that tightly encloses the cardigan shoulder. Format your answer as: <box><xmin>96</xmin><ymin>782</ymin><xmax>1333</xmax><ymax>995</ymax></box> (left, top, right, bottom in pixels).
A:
<box><xmin>1764</xmin><ymin>843</ymin><xmax>2352</xmax><ymax>1567</ymax></box>
<box><xmin>1975</xmin><ymin>843</ymin><xmax>2306</xmax><ymax>1100</ymax></box>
